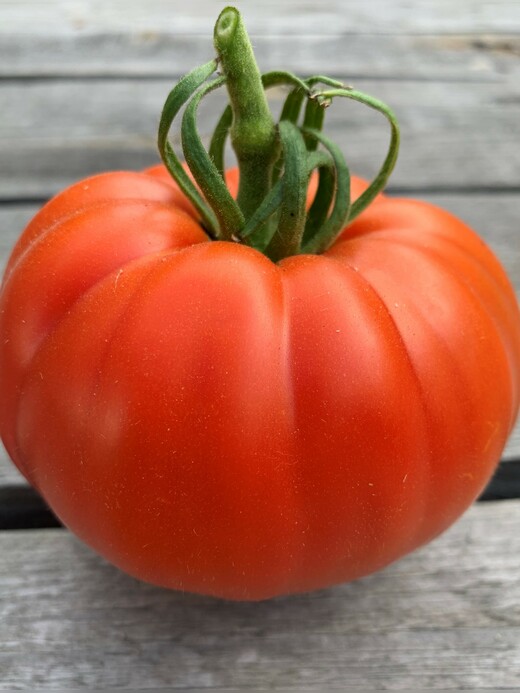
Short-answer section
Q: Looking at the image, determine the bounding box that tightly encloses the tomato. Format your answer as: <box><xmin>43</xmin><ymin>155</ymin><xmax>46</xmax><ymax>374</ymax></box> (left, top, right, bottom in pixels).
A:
<box><xmin>1</xmin><ymin>164</ymin><xmax>519</xmax><ymax>600</ymax></box>
<box><xmin>2</xmin><ymin>5</ymin><xmax>520</xmax><ymax>600</ymax></box>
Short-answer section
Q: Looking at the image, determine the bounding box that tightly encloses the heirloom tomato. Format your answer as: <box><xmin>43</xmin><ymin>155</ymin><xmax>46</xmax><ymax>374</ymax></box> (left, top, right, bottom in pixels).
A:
<box><xmin>1</xmin><ymin>7</ymin><xmax>519</xmax><ymax>600</ymax></box>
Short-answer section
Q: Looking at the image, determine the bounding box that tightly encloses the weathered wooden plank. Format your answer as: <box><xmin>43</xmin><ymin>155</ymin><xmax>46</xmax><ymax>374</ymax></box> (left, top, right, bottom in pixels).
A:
<box><xmin>2</xmin><ymin>0</ymin><xmax>520</xmax><ymax>35</ymax></box>
<box><xmin>1</xmin><ymin>78</ymin><xmax>520</xmax><ymax>197</ymax></box>
<box><xmin>1</xmin><ymin>33</ymin><xmax>519</xmax><ymax>80</ymax></box>
<box><xmin>2</xmin><ymin>0</ymin><xmax>520</xmax><ymax>82</ymax></box>
<box><xmin>1</xmin><ymin>500</ymin><xmax>519</xmax><ymax>689</ymax></box>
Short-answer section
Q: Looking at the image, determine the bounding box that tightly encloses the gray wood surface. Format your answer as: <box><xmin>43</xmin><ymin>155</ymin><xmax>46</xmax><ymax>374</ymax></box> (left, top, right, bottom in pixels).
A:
<box><xmin>3</xmin><ymin>0</ymin><xmax>520</xmax><ymax>35</ymax></box>
<box><xmin>2</xmin><ymin>0</ymin><xmax>520</xmax><ymax>87</ymax></box>
<box><xmin>1</xmin><ymin>500</ymin><xmax>520</xmax><ymax>689</ymax></box>
<box><xmin>2</xmin><ymin>78</ymin><xmax>520</xmax><ymax>198</ymax></box>
<box><xmin>2</xmin><ymin>29</ymin><xmax>520</xmax><ymax>81</ymax></box>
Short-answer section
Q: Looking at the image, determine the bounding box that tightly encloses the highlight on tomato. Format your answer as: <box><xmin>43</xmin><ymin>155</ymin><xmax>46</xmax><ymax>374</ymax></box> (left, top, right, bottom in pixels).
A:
<box><xmin>0</xmin><ymin>7</ymin><xmax>519</xmax><ymax>601</ymax></box>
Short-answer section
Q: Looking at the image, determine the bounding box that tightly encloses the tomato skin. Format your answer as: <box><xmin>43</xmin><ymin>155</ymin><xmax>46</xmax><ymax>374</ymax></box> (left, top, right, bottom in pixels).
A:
<box><xmin>1</xmin><ymin>166</ymin><xmax>519</xmax><ymax>600</ymax></box>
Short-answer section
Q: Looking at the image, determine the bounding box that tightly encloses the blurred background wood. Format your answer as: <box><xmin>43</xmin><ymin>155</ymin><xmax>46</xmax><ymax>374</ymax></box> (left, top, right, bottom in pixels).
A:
<box><xmin>0</xmin><ymin>1</ymin><xmax>519</xmax><ymax>688</ymax></box>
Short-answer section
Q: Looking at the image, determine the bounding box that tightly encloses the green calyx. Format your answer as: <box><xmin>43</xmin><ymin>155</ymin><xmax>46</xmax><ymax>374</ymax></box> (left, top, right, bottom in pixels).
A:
<box><xmin>158</xmin><ymin>6</ymin><xmax>400</xmax><ymax>261</ymax></box>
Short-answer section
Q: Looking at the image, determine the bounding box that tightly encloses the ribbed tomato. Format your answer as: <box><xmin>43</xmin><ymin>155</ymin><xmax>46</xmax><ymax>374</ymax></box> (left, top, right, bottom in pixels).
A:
<box><xmin>1</xmin><ymin>165</ymin><xmax>519</xmax><ymax>600</ymax></box>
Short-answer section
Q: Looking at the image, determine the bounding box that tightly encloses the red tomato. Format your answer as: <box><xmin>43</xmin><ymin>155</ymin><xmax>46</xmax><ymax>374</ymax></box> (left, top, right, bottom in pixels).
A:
<box><xmin>1</xmin><ymin>165</ymin><xmax>519</xmax><ymax>600</ymax></box>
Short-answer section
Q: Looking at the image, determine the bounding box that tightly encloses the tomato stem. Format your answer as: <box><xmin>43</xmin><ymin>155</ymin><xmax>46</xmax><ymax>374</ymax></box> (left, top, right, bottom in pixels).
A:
<box><xmin>157</xmin><ymin>7</ymin><xmax>401</xmax><ymax>259</ymax></box>
<box><xmin>214</xmin><ymin>7</ymin><xmax>280</xmax><ymax>236</ymax></box>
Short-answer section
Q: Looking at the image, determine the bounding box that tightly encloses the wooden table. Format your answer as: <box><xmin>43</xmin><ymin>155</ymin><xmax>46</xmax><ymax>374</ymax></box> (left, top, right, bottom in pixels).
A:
<box><xmin>1</xmin><ymin>1</ymin><xmax>520</xmax><ymax>689</ymax></box>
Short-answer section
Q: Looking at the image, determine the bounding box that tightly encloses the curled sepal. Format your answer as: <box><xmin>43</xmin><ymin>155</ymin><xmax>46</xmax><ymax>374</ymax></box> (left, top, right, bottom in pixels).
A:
<box><xmin>158</xmin><ymin>59</ymin><xmax>219</xmax><ymax>235</ymax></box>
<box><xmin>302</xmin><ymin>98</ymin><xmax>325</xmax><ymax>151</ymax></box>
<box><xmin>302</xmin><ymin>77</ymin><xmax>346</xmax><ymax>146</ymax></box>
<box><xmin>208</xmin><ymin>105</ymin><xmax>232</xmax><ymax>177</ymax></box>
<box><xmin>242</xmin><ymin>149</ymin><xmax>332</xmax><ymax>253</ymax></box>
<box><xmin>300</xmin><ymin>128</ymin><xmax>351</xmax><ymax>255</ymax></box>
<box><xmin>182</xmin><ymin>77</ymin><xmax>245</xmax><ymax>241</ymax></box>
<box><xmin>279</xmin><ymin>87</ymin><xmax>307</xmax><ymax>125</ymax></box>
<box><xmin>262</xmin><ymin>71</ymin><xmax>311</xmax><ymax>96</ymax></box>
<box><xmin>265</xmin><ymin>121</ymin><xmax>313</xmax><ymax>262</ymax></box>
<box><xmin>240</xmin><ymin>180</ymin><xmax>283</xmax><ymax>250</ymax></box>
<box><xmin>315</xmin><ymin>87</ymin><xmax>400</xmax><ymax>223</ymax></box>
<box><xmin>307</xmin><ymin>75</ymin><xmax>346</xmax><ymax>90</ymax></box>
<box><xmin>302</xmin><ymin>164</ymin><xmax>335</xmax><ymax>247</ymax></box>
<box><xmin>262</xmin><ymin>71</ymin><xmax>311</xmax><ymax>186</ymax></box>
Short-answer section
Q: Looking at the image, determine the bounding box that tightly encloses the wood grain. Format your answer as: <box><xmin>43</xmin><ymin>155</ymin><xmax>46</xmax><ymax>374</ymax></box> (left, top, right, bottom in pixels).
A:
<box><xmin>1</xmin><ymin>77</ymin><xmax>520</xmax><ymax>197</ymax></box>
<box><xmin>1</xmin><ymin>500</ymin><xmax>520</xmax><ymax>689</ymax></box>
<box><xmin>2</xmin><ymin>0</ymin><xmax>520</xmax><ymax>35</ymax></box>
<box><xmin>1</xmin><ymin>32</ymin><xmax>519</xmax><ymax>80</ymax></box>
<box><xmin>2</xmin><ymin>0</ymin><xmax>520</xmax><ymax>83</ymax></box>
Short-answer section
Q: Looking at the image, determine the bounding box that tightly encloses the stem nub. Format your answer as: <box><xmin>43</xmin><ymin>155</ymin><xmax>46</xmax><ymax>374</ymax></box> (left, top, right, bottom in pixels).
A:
<box><xmin>157</xmin><ymin>6</ymin><xmax>400</xmax><ymax>260</ymax></box>
<box><xmin>214</xmin><ymin>7</ymin><xmax>280</xmax><ymax>227</ymax></box>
